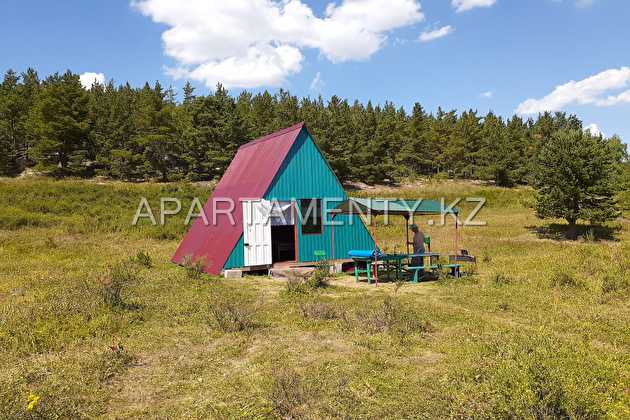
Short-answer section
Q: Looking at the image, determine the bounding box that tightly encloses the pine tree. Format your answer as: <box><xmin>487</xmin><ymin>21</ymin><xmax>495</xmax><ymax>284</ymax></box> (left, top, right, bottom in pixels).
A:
<box><xmin>534</xmin><ymin>129</ymin><xmax>621</xmax><ymax>239</ymax></box>
<box><xmin>183</xmin><ymin>81</ymin><xmax>196</xmax><ymax>105</ymax></box>
<box><xmin>432</xmin><ymin>108</ymin><xmax>458</xmax><ymax>176</ymax></box>
<box><xmin>0</xmin><ymin>70</ymin><xmax>26</xmax><ymax>175</ymax></box>
<box><xmin>31</xmin><ymin>71</ymin><xmax>90</xmax><ymax>176</ymax></box>
<box><xmin>479</xmin><ymin>112</ymin><xmax>514</xmax><ymax>186</ymax></box>
<box><xmin>398</xmin><ymin>103</ymin><xmax>432</xmax><ymax>176</ymax></box>
<box><xmin>21</xmin><ymin>68</ymin><xmax>41</xmax><ymax>169</ymax></box>
<box><xmin>250</xmin><ymin>91</ymin><xmax>276</xmax><ymax>138</ymax></box>
<box><xmin>135</xmin><ymin>81</ymin><xmax>180</xmax><ymax>181</ymax></box>
<box><xmin>3</xmin><ymin>65</ymin><xmax>625</xmax><ymax>188</ymax></box>
<box><xmin>105</xmin><ymin>83</ymin><xmax>142</xmax><ymax>179</ymax></box>
<box><xmin>274</xmin><ymin>89</ymin><xmax>300</xmax><ymax>130</ymax></box>
<box><xmin>323</xmin><ymin>96</ymin><xmax>353</xmax><ymax>181</ymax></box>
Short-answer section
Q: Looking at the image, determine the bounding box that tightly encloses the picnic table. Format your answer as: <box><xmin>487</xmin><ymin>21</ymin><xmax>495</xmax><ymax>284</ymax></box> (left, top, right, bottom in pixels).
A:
<box><xmin>349</xmin><ymin>251</ymin><xmax>461</xmax><ymax>284</ymax></box>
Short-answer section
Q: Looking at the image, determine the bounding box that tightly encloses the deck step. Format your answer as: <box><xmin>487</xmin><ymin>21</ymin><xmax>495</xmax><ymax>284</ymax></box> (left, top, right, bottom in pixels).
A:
<box><xmin>269</xmin><ymin>267</ymin><xmax>315</xmax><ymax>279</ymax></box>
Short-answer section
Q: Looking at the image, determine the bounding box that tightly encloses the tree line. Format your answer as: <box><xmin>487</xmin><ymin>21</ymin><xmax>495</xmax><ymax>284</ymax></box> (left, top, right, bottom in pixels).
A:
<box><xmin>0</xmin><ymin>68</ymin><xmax>627</xmax><ymax>189</ymax></box>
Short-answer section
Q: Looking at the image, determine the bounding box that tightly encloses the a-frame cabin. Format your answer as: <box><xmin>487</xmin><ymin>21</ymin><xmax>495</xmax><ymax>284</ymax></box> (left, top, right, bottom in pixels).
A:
<box><xmin>172</xmin><ymin>123</ymin><xmax>374</xmax><ymax>275</ymax></box>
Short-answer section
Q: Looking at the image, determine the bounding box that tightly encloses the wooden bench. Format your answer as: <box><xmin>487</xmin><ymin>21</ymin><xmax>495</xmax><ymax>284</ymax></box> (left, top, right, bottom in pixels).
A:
<box><xmin>407</xmin><ymin>265</ymin><xmax>439</xmax><ymax>283</ymax></box>
<box><xmin>442</xmin><ymin>263</ymin><xmax>462</xmax><ymax>278</ymax></box>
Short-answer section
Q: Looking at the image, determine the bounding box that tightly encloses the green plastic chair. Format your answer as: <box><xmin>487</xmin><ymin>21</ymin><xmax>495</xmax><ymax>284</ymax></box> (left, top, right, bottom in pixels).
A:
<box><xmin>424</xmin><ymin>235</ymin><xmax>431</xmax><ymax>252</ymax></box>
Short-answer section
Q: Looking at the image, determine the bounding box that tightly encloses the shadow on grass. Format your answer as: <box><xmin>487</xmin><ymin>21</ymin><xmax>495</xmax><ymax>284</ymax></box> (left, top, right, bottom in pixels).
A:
<box><xmin>526</xmin><ymin>223</ymin><xmax>621</xmax><ymax>242</ymax></box>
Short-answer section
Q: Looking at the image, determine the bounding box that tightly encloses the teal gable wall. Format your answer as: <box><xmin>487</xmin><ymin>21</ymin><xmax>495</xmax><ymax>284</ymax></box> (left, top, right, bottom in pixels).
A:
<box><xmin>265</xmin><ymin>129</ymin><xmax>374</xmax><ymax>262</ymax></box>
<box><xmin>223</xmin><ymin>128</ymin><xmax>374</xmax><ymax>269</ymax></box>
<box><xmin>223</xmin><ymin>234</ymin><xmax>244</xmax><ymax>269</ymax></box>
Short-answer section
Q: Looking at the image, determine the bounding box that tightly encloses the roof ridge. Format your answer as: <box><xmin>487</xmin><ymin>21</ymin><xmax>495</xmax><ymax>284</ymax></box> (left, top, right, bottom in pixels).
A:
<box><xmin>239</xmin><ymin>122</ymin><xmax>304</xmax><ymax>149</ymax></box>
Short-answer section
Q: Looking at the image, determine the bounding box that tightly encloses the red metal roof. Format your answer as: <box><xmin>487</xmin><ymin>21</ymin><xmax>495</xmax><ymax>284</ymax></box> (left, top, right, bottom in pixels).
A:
<box><xmin>172</xmin><ymin>122</ymin><xmax>305</xmax><ymax>274</ymax></box>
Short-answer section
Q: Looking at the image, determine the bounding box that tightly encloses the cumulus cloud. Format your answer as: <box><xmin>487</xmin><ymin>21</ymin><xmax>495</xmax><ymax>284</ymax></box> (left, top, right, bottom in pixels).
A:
<box><xmin>596</xmin><ymin>89</ymin><xmax>630</xmax><ymax>107</ymax></box>
<box><xmin>79</xmin><ymin>72</ymin><xmax>105</xmax><ymax>89</ymax></box>
<box><xmin>584</xmin><ymin>123</ymin><xmax>603</xmax><ymax>137</ymax></box>
<box><xmin>516</xmin><ymin>67</ymin><xmax>630</xmax><ymax>115</ymax></box>
<box><xmin>419</xmin><ymin>25</ymin><xmax>454</xmax><ymax>42</ymax></box>
<box><xmin>451</xmin><ymin>0</ymin><xmax>496</xmax><ymax>13</ymax></box>
<box><xmin>310</xmin><ymin>72</ymin><xmax>324</xmax><ymax>92</ymax></box>
<box><xmin>480</xmin><ymin>90</ymin><xmax>494</xmax><ymax>98</ymax></box>
<box><xmin>134</xmin><ymin>0</ymin><xmax>424</xmax><ymax>88</ymax></box>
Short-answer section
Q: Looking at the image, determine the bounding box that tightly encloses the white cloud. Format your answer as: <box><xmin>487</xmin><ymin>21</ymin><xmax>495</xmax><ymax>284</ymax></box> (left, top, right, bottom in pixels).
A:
<box><xmin>584</xmin><ymin>123</ymin><xmax>603</xmax><ymax>137</ymax></box>
<box><xmin>552</xmin><ymin>1</ymin><xmax>598</xmax><ymax>9</ymax></box>
<box><xmin>451</xmin><ymin>0</ymin><xmax>496</xmax><ymax>13</ymax></box>
<box><xmin>134</xmin><ymin>0</ymin><xmax>424</xmax><ymax>88</ymax></box>
<box><xmin>79</xmin><ymin>72</ymin><xmax>105</xmax><ymax>89</ymax></box>
<box><xmin>480</xmin><ymin>90</ymin><xmax>494</xmax><ymax>98</ymax></box>
<box><xmin>516</xmin><ymin>67</ymin><xmax>630</xmax><ymax>115</ymax></box>
<box><xmin>310</xmin><ymin>72</ymin><xmax>324</xmax><ymax>92</ymax></box>
<box><xmin>596</xmin><ymin>89</ymin><xmax>630</xmax><ymax>107</ymax></box>
<box><xmin>575</xmin><ymin>0</ymin><xmax>595</xmax><ymax>8</ymax></box>
<box><xmin>419</xmin><ymin>25</ymin><xmax>454</xmax><ymax>42</ymax></box>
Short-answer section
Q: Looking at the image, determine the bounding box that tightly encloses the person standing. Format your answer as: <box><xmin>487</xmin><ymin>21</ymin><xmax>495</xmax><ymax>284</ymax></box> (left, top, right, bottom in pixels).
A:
<box><xmin>408</xmin><ymin>224</ymin><xmax>425</xmax><ymax>266</ymax></box>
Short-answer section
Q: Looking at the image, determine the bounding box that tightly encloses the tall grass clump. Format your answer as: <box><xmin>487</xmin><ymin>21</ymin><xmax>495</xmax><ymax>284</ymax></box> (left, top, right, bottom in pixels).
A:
<box><xmin>299</xmin><ymin>301</ymin><xmax>339</xmax><ymax>321</ymax></box>
<box><xmin>343</xmin><ymin>296</ymin><xmax>434</xmax><ymax>341</ymax></box>
<box><xmin>0</xmin><ymin>207</ymin><xmax>54</xmax><ymax>230</ymax></box>
<box><xmin>491</xmin><ymin>273</ymin><xmax>512</xmax><ymax>286</ymax></box>
<box><xmin>550</xmin><ymin>272</ymin><xmax>583</xmax><ymax>289</ymax></box>
<box><xmin>131</xmin><ymin>250</ymin><xmax>153</xmax><ymax>268</ymax></box>
<box><xmin>101</xmin><ymin>261</ymin><xmax>140</xmax><ymax>308</ymax></box>
<box><xmin>270</xmin><ymin>367</ymin><xmax>309</xmax><ymax>418</ymax></box>
<box><xmin>601</xmin><ymin>273</ymin><xmax>629</xmax><ymax>295</ymax></box>
<box><xmin>96</xmin><ymin>342</ymin><xmax>135</xmax><ymax>381</ymax></box>
<box><xmin>182</xmin><ymin>255</ymin><xmax>206</xmax><ymax>280</ymax></box>
<box><xmin>208</xmin><ymin>291</ymin><xmax>259</xmax><ymax>332</ymax></box>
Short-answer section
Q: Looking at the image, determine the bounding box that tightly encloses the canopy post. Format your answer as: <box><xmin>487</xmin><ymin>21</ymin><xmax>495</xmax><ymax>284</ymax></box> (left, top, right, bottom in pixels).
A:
<box><xmin>405</xmin><ymin>215</ymin><xmax>410</xmax><ymax>255</ymax></box>
<box><xmin>371</xmin><ymin>211</ymin><xmax>378</xmax><ymax>285</ymax></box>
<box><xmin>331</xmin><ymin>213</ymin><xmax>336</xmax><ymax>260</ymax></box>
<box><xmin>454</xmin><ymin>217</ymin><xmax>459</xmax><ymax>254</ymax></box>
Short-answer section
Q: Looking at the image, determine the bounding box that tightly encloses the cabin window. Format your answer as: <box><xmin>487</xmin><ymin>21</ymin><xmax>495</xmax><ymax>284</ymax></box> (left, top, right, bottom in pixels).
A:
<box><xmin>300</xmin><ymin>199</ymin><xmax>323</xmax><ymax>235</ymax></box>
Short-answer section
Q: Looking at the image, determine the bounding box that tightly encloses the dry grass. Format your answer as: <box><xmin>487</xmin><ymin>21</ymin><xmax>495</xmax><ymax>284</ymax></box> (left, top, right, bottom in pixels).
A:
<box><xmin>0</xmin><ymin>177</ymin><xmax>628</xmax><ymax>418</ymax></box>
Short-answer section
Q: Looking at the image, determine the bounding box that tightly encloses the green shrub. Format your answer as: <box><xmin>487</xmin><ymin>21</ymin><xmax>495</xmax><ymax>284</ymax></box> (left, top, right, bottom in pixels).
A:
<box><xmin>305</xmin><ymin>259</ymin><xmax>332</xmax><ymax>289</ymax></box>
<box><xmin>131</xmin><ymin>250</ymin><xmax>153</xmax><ymax>268</ymax></box>
<box><xmin>285</xmin><ymin>261</ymin><xmax>332</xmax><ymax>295</ymax></box>
<box><xmin>285</xmin><ymin>275</ymin><xmax>308</xmax><ymax>294</ymax></box>
<box><xmin>101</xmin><ymin>261</ymin><xmax>140</xmax><ymax>308</ymax></box>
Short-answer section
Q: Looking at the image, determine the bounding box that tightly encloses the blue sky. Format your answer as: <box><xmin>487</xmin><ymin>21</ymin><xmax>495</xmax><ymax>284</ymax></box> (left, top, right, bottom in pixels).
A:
<box><xmin>2</xmin><ymin>0</ymin><xmax>629</xmax><ymax>142</ymax></box>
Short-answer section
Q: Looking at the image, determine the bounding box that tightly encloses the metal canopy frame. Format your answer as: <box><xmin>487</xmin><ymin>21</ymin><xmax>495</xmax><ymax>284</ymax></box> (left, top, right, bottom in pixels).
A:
<box><xmin>331</xmin><ymin>198</ymin><xmax>460</xmax><ymax>283</ymax></box>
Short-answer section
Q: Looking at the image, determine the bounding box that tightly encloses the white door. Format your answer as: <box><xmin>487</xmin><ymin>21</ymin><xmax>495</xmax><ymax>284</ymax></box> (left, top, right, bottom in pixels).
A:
<box><xmin>243</xmin><ymin>200</ymin><xmax>272</xmax><ymax>266</ymax></box>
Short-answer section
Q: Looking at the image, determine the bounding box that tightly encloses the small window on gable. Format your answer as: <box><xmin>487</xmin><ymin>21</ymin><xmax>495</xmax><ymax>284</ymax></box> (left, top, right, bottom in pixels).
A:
<box><xmin>300</xmin><ymin>199</ymin><xmax>323</xmax><ymax>235</ymax></box>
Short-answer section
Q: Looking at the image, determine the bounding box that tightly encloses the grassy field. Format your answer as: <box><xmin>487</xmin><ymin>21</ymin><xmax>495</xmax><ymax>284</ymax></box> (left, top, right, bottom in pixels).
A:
<box><xmin>0</xmin><ymin>178</ymin><xmax>629</xmax><ymax>419</ymax></box>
